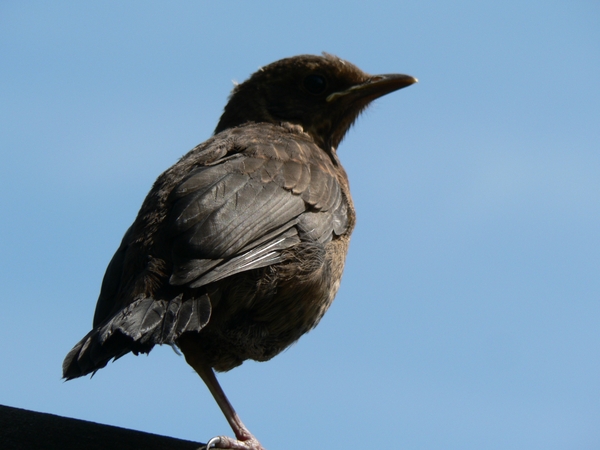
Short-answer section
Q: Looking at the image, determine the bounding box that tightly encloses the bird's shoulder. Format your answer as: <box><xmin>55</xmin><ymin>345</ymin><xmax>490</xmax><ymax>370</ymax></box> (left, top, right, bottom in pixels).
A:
<box><xmin>173</xmin><ymin>122</ymin><xmax>340</xmax><ymax>187</ymax></box>
<box><xmin>139</xmin><ymin>122</ymin><xmax>345</xmax><ymax>224</ymax></box>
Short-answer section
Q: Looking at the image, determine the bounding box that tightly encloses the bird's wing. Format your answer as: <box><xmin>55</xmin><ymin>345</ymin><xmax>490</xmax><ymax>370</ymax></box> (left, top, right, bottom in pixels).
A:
<box><xmin>166</xmin><ymin>127</ymin><xmax>349</xmax><ymax>288</ymax></box>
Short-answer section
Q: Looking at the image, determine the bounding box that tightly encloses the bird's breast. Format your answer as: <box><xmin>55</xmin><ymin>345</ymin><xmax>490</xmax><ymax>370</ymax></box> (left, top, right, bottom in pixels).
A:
<box><xmin>185</xmin><ymin>233</ymin><xmax>351</xmax><ymax>372</ymax></box>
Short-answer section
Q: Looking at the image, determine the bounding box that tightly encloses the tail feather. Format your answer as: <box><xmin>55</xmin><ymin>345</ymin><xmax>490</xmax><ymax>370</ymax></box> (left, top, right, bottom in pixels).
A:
<box><xmin>62</xmin><ymin>294</ymin><xmax>211</xmax><ymax>380</ymax></box>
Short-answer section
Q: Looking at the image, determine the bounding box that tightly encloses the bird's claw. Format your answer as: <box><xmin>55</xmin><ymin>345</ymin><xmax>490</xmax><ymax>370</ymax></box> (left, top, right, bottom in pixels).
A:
<box><xmin>204</xmin><ymin>436</ymin><xmax>222</xmax><ymax>449</ymax></box>
<box><xmin>199</xmin><ymin>435</ymin><xmax>265</xmax><ymax>450</ymax></box>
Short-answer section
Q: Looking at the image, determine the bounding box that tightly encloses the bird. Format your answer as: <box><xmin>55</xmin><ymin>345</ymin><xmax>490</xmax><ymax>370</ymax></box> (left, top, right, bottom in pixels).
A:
<box><xmin>63</xmin><ymin>53</ymin><xmax>417</xmax><ymax>450</ymax></box>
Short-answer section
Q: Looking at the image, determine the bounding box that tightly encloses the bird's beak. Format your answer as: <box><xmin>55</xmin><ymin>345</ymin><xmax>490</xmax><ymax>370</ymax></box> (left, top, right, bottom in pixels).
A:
<box><xmin>326</xmin><ymin>73</ymin><xmax>418</xmax><ymax>103</ymax></box>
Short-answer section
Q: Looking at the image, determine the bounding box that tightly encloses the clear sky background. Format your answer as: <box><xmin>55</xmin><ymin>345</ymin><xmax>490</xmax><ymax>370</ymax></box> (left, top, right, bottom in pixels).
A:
<box><xmin>1</xmin><ymin>2</ymin><xmax>599</xmax><ymax>449</ymax></box>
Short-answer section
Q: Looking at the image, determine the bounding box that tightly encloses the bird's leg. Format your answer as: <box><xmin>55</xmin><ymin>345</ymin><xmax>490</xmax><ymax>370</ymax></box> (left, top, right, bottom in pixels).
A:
<box><xmin>187</xmin><ymin>357</ymin><xmax>265</xmax><ymax>450</ymax></box>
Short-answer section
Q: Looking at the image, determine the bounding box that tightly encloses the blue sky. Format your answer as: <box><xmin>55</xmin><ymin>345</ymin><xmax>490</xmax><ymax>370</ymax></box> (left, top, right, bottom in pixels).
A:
<box><xmin>1</xmin><ymin>2</ymin><xmax>599</xmax><ymax>449</ymax></box>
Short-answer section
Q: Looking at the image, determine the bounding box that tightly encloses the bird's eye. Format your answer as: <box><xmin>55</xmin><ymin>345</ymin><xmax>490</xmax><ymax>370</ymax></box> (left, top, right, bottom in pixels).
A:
<box><xmin>303</xmin><ymin>74</ymin><xmax>328</xmax><ymax>95</ymax></box>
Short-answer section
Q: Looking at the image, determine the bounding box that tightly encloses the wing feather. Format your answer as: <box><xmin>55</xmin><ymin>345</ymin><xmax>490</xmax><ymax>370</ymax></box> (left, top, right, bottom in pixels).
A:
<box><xmin>166</xmin><ymin>130</ymin><xmax>350</xmax><ymax>287</ymax></box>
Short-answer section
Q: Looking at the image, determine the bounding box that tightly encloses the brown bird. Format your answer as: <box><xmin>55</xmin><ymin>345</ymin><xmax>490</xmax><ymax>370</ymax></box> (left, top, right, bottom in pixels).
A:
<box><xmin>63</xmin><ymin>53</ymin><xmax>416</xmax><ymax>450</ymax></box>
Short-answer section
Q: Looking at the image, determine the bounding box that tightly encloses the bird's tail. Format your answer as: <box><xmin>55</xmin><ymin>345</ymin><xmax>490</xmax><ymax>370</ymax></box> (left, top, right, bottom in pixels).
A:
<box><xmin>62</xmin><ymin>294</ymin><xmax>211</xmax><ymax>379</ymax></box>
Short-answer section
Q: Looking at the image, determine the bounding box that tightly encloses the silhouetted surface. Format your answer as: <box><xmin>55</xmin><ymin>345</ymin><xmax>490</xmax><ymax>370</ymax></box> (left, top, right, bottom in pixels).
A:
<box><xmin>0</xmin><ymin>404</ymin><xmax>203</xmax><ymax>450</ymax></box>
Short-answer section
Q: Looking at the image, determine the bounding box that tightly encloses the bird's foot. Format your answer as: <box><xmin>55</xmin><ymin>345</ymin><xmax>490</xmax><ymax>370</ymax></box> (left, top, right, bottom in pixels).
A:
<box><xmin>201</xmin><ymin>435</ymin><xmax>266</xmax><ymax>450</ymax></box>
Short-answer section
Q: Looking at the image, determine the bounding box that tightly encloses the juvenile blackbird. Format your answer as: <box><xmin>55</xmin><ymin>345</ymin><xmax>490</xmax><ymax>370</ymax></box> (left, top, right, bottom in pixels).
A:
<box><xmin>63</xmin><ymin>53</ymin><xmax>416</xmax><ymax>450</ymax></box>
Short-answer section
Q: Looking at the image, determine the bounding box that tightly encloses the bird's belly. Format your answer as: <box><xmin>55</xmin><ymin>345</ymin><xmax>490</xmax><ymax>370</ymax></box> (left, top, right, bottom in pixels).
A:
<box><xmin>189</xmin><ymin>237</ymin><xmax>350</xmax><ymax>372</ymax></box>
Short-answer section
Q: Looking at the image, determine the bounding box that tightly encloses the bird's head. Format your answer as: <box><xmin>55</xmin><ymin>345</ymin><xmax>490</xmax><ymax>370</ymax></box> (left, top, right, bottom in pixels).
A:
<box><xmin>215</xmin><ymin>53</ymin><xmax>417</xmax><ymax>151</ymax></box>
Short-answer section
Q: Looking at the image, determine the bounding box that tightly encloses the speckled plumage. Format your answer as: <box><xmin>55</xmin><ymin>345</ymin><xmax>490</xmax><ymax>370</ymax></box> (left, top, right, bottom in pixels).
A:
<box><xmin>63</xmin><ymin>53</ymin><xmax>416</xmax><ymax>450</ymax></box>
